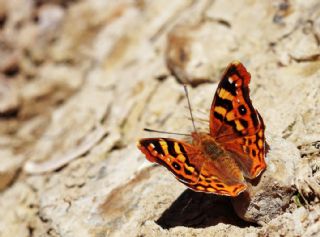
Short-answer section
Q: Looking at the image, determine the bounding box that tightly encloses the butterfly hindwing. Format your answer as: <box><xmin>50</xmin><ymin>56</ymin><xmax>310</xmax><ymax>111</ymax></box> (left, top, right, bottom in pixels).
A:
<box><xmin>184</xmin><ymin>158</ymin><xmax>247</xmax><ymax>197</ymax></box>
<box><xmin>223</xmin><ymin>112</ymin><xmax>267</xmax><ymax>178</ymax></box>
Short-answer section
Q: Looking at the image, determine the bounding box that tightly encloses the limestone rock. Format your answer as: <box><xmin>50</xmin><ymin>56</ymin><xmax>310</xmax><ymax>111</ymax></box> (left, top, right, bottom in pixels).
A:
<box><xmin>0</xmin><ymin>150</ymin><xmax>23</xmax><ymax>191</ymax></box>
<box><xmin>295</xmin><ymin>141</ymin><xmax>320</xmax><ymax>204</ymax></box>
<box><xmin>232</xmin><ymin>137</ymin><xmax>300</xmax><ymax>224</ymax></box>
<box><xmin>0</xmin><ymin>0</ymin><xmax>319</xmax><ymax>236</ymax></box>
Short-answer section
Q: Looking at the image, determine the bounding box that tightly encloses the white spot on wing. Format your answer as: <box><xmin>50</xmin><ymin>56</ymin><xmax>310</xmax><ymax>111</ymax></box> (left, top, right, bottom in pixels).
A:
<box><xmin>228</xmin><ymin>77</ymin><xmax>233</xmax><ymax>84</ymax></box>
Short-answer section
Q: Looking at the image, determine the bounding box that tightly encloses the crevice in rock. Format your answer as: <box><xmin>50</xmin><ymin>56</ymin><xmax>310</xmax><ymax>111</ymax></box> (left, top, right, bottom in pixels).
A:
<box><xmin>282</xmin><ymin>120</ymin><xmax>296</xmax><ymax>139</ymax></box>
<box><xmin>155</xmin><ymin>74</ymin><xmax>170</xmax><ymax>82</ymax></box>
<box><xmin>150</xmin><ymin>0</ymin><xmax>198</xmax><ymax>42</ymax></box>
<box><xmin>292</xmin><ymin>191</ymin><xmax>307</xmax><ymax>207</ymax></box>
<box><xmin>0</xmin><ymin>167</ymin><xmax>22</xmax><ymax>191</ymax></box>
<box><xmin>156</xmin><ymin>189</ymin><xmax>258</xmax><ymax>229</ymax></box>
<box><xmin>202</xmin><ymin>16</ymin><xmax>231</xmax><ymax>28</ymax></box>
<box><xmin>297</xmin><ymin>140</ymin><xmax>320</xmax><ymax>158</ymax></box>
<box><xmin>27</xmin><ymin>225</ymin><xmax>35</xmax><ymax>237</ymax></box>
<box><xmin>0</xmin><ymin>107</ymin><xmax>20</xmax><ymax>120</ymax></box>
<box><xmin>305</xmin><ymin>20</ymin><xmax>320</xmax><ymax>47</ymax></box>
<box><xmin>34</xmin><ymin>0</ymin><xmax>80</xmax><ymax>9</ymax></box>
<box><xmin>172</xmin><ymin>74</ymin><xmax>213</xmax><ymax>87</ymax></box>
<box><xmin>46</xmin><ymin>228</ymin><xmax>58</xmax><ymax>237</ymax></box>
<box><xmin>290</xmin><ymin>54</ymin><xmax>320</xmax><ymax>63</ymax></box>
<box><xmin>0</xmin><ymin>12</ymin><xmax>7</xmax><ymax>29</ymax></box>
<box><xmin>2</xmin><ymin>60</ymin><xmax>20</xmax><ymax>78</ymax></box>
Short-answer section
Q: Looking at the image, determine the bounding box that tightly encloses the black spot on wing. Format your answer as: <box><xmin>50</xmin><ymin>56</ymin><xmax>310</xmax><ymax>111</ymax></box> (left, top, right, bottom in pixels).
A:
<box><xmin>184</xmin><ymin>167</ymin><xmax>192</xmax><ymax>175</ymax></box>
<box><xmin>238</xmin><ymin>105</ymin><xmax>247</xmax><ymax>115</ymax></box>
<box><xmin>156</xmin><ymin>158</ymin><xmax>192</xmax><ymax>183</ymax></box>
<box><xmin>172</xmin><ymin>162</ymin><xmax>181</xmax><ymax>170</ymax></box>
<box><xmin>252</xmin><ymin>149</ymin><xmax>256</xmax><ymax>157</ymax></box>
<box><xmin>216</xmin><ymin>183</ymin><xmax>225</xmax><ymax>188</ymax></box>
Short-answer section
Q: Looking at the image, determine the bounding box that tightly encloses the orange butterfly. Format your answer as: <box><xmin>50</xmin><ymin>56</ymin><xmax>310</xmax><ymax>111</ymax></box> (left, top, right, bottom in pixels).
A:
<box><xmin>137</xmin><ymin>61</ymin><xmax>267</xmax><ymax>197</ymax></box>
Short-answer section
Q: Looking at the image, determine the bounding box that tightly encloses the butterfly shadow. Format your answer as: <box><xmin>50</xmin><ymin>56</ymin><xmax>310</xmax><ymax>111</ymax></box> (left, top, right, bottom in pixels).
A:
<box><xmin>156</xmin><ymin>189</ymin><xmax>257</xmax><ymax>229</ymax></box>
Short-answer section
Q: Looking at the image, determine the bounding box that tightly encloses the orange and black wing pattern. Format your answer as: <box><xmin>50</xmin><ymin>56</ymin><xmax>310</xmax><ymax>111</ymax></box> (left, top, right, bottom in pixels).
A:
<box><xmin>209</xmin><ymin>61</ymin><xmax>267</xmax><ymax>178</ymax></box>
<box><xmin>137</xmin><ymin>61</ymin><xmax>267</xmax><ymax>196</ymax></box>
<box><xmin>137</xmin><ymin>138</ymin><xmax>246</xmax><ymax>196</ymax></box>
<box><xmin>183</xmin><ymin>158</ymin><xmax>247</xmax><ymax>197</ymax></box>
<box><xmin>137</xmin><ymin>138</ymin><xmax>202</xmax><ymax>185</ymax></box>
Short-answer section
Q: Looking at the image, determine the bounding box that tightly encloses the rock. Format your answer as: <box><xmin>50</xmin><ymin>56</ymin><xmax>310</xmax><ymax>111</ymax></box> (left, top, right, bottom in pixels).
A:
<box><xmin>232</xmin><ymin>137</ymin><xmax>300</xmax><ymax>224</ymax></box>
<box><xmin>0</xmin><ymin>0</ymin><xmax>319</xmax><ymax>236</ymax></box>
<box><xmin>0</xmin><ymin>79</ymin><xmax>20</xmax><ymax>118</ymax></box>
<box><xmin>295</xmin><ymin>141</ymin><xmax>320</xmax><ymax>204</ymax></box>
<box><xmin>258</xmin><ymin>205</ymin><xmax>320</xmax><ymax>236</ymax></box>
<box><xmin>166</xmin><ymin>20</ymin><xmax>237</xmax><ymax>86</ymax></box>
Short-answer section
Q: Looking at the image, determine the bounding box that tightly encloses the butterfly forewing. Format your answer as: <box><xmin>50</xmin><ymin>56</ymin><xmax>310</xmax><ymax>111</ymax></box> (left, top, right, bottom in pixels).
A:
<box><xmin>209</xmin><ymin>61</ymin><xmax>267</xmax><ymax>178</ymax></box>
<box><xmin>210</xmin><ymin>61</ymin><xmax>260</xmax><ymax>141</ymax></box>
<box><xmin>137</xmin><ymin>138</ymin><xmax>203</xmax><ymax>184</ymax></box>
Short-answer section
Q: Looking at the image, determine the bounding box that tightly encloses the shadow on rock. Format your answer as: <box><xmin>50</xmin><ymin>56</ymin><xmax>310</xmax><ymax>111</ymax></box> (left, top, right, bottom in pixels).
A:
<box><xmin>156</xmin><ymin>189</ymin><xmax>258</xmax><ymax>229</ymax></box>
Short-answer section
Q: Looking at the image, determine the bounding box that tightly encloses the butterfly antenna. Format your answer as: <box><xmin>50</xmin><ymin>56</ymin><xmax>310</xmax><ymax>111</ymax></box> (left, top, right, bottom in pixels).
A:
<box><xmin>143</xmin><ymin>128</ymin><xmax>191</xmax><ymax>136</ymax></box>
<box><xmin>183</xmin><ymin>84</ymin><xmax>197</xmax><ymax>133</ymax></box>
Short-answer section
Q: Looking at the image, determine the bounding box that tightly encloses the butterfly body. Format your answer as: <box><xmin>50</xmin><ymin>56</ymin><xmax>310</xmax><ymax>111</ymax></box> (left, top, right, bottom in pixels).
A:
<box><xmin>138</xmin><ymin>61</ymin><xmax>267</xmax><ymax>197</ymax></box>
<box><xmin>191</xmin><ymin>132</ymin><xmax>225</xmax><ymax>160</ymax></box>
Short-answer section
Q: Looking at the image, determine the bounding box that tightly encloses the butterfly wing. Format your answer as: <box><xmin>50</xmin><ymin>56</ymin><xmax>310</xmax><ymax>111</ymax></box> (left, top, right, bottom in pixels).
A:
<box><xmin>137</xmin><ymin>138</ymin><xmax>203</xmax><ymax>185</ymax></box>
<box><xmin>137</xmin><ymin>138</ymin><xmax>247</xmax><ymax>196</ymax></box>
<box><xmin>209</xmin><ymin>61</ymin><xmax>267</xmax><ymax>178</ymax></box>
<box><xmin>223</xmin><ymin>113</ymin><xmax>267</xmax><ymax>178</ymax></box>
<box><xmin>184</xmin><ymin>157</ymin><xmax>247</xmax><ymax>197</ymax></box>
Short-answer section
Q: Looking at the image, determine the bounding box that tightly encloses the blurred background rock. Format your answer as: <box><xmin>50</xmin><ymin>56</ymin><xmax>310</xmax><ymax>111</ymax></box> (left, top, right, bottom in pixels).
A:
<box><xmin>0</xmin><ymin>0</ymin><xmax>319</xmax><ymax>236</ymax></box>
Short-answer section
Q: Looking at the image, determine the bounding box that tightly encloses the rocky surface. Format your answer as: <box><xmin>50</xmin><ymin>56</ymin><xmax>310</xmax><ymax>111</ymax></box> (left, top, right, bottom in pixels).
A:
<box><xmin>0</xmin><ymin>0</ymin><xmax>319</xmax><ymax>237</ymax></box>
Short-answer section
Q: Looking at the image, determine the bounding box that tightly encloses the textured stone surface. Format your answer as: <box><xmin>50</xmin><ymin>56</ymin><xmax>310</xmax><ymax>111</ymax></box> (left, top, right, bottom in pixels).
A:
<box><xmin>232</xmin><ymin>137</ymin><xmax>300</xmax><ymax>224</ymax></box>
<box><xmin>0</xmin><ymin>0</ymin><xmax>319</xmax><ymax>237</ymax></box>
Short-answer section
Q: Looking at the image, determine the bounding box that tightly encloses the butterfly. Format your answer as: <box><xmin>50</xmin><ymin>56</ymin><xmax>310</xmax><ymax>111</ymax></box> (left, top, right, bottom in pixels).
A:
<box><xmin>137</xmin><ymin>61</ymin><xmax>267</xmax><ymax>197</ymax></box>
